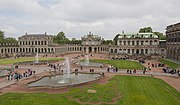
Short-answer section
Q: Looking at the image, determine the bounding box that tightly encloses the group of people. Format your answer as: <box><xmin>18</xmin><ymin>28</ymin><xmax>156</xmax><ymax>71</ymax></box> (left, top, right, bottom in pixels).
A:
<box><xmin>127</xmin><ymin>69</ymin><xmax>137</xmax><ymax>74</ymax></box>
<box><xmin>7</xmin><ymin>69</ymin><xmax>36</xmax><ymax>81</ymax></box>
<box><xmin>90</xmin><ymin>69</ymin><xmax>95</xmax><ymax>72</ymax></box>
<box><xmin>162</xmin><ymin>67</ymin><xmax>179</xmax><ymax>75</ymax></box>
<box><xmin>148</xmin><ymin>62</ymin><xmax>164</xmax><ymax>68</ymax></box>
<box><xmin>107</xmin><ymin>66</ymin><xmax>118</xmax><ymax>73</ymax></box>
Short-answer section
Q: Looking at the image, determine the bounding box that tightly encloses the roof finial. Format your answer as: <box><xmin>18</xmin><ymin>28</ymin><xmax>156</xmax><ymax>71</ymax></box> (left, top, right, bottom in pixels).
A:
<box><xmin>25</xmin><ymin>32</ymin><xmax>27</xmax><ymax>35</ymax></box>
<box><xmin>122</xmin><ymin>31</ymin><xmax>124</xmax><ymax>34</ymax></box>
<box><xmin>89</xmin><ymin>31</ymin><xmax>91</xmax><ymax>35</ymax></box>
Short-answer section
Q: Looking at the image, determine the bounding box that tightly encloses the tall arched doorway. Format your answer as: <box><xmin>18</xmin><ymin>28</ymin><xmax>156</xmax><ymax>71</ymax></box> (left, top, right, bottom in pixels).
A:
<box><xmin>94</xmin><ymin>47</ymin><xmax>97</xmax><ymax>53</ymax></box>
<box><xmin>84</xmin><ymin>47</ymin><xmax>86</xmax><ymax>53</ymax></box>
<box><xmin>89</xmin><ymin>47</ymin><xmax>92</xmax><ymax>53</ymax></box>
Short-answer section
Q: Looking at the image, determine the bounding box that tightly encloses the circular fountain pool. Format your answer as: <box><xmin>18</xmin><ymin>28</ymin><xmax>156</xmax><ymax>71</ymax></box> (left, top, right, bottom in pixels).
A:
<box><xmin>0</xmin><ymin>69</ymin><xmax>11</xmax><ymax>77</ymax></box>
<box><xmin>28</xmin><ymin>73</ymin><xmax>101</xmax><ymax>88</ymax></box>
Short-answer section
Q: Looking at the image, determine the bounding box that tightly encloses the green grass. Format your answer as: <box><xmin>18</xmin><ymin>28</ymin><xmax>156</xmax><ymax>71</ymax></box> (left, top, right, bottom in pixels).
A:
<box><xmin>0</xmin><ymin>57</ymin><xmax>63</xmax><ymax>65</ymax></box>
<box><xmin>0</xmin><ymin>76</ymin><xmax>179</xmax><ymax>105</ymax></box>
<box><xmin>159</xmin><ymin>59</ymin><xmax>180</xmax><ymax>69</ymax></box>
<box><xmin>90</xmin><ymin>59</ymin><xmax>144</xmax><ymax>69</ymax></box>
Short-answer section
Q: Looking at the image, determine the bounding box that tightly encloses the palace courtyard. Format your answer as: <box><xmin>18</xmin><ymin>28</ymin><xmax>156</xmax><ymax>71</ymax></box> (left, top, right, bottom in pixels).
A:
<box><xmin>0</xmin><ymin>53</ymin><xmax>179</xmax><ymax>105</ymax></box>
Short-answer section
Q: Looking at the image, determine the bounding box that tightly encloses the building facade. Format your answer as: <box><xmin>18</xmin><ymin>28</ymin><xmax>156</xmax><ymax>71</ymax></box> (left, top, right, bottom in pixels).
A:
<box><xmin>166</xmin><ymin>22</ymin><xmax>180</xmax><ymax>61</ymax></box>
<box><xmin>0</xmin><ymin>31</ymin><xmax>167</xmax><ymax>59</ymax></box>
<box><xmin>81</xmin><ymin>32</ymin><xmax>109</xmax><ymax>54</ymax></box>
<box><xmin>112</xmin><ymin>33</ymin><xmax>159</xmax><ymax>55</ymax></box>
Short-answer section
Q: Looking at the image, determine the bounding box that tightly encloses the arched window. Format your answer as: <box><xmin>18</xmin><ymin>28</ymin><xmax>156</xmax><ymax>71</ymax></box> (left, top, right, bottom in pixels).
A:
<box><xmin>132</xmin><ymin>49</ymin><xmax>135</xmax><ymax>54</ymax></box>
<box><xmin>111</xmin><ymin>49</ymin><xmax>113</xmax><ymax>53</ymax></box>
<box><xmin>119</xmin><ymin>49</ymin><xmax>122</xmax><ymax>53</ymax></box>
<box><xmin>145</xmin><ymin>49</ymin><xmax>148</xmax><ymax>54</ymax></box>
<box><xmin>136</xmin><ymin>41</ymin><xmax>139</xmax><ymax>45</ymax></box>
<box><xmin>132</xmin><ymin>41</ymin><xmax>135</xmax><ymax>45</ymax></box>
<box><xmin>154</xmin><ymin>40</ymin><xmax>158</xmax><ymax>45</ymax></box>
<box><xmin>150</xmin><ymin>40</ymin><xmax>153</xmax><ymax>45</ymax></box>
<box><xmin>123</xmin><ymin>41</ymin><xmax>126</xmax><ymax>45</ymax></box>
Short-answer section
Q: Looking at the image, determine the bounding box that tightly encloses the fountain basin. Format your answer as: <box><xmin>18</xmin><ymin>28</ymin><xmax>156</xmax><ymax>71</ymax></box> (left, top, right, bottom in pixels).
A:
<box><xmin>0</xmin><ymin>69</ymin><xmax>11</xmax><ymax>77</ymax></box>
<box><xmin>28</xmin><ymin>73</ymin><xmax>101</xmax><ymax>88</ymax></box>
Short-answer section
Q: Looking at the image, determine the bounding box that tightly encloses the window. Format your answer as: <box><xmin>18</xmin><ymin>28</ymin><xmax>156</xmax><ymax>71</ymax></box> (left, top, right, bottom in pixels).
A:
<box><xmin>145</xmin><ymin>49</ymin><xmax>148</xmax><ymax>54</ymax></box>
<box><xmin>132</xmin><ymin>41</ymin><xmax>135</xmax><ymax>45</ymax></box>
<box><xmin>128</xmin><ymin>41</ymin><xmax>130</xmax><ymax>45</ymax></box>
<box><xmin>132</xmin><ymin>49</ymin><xmax>134</xmax><ymax>54</ymax></box>
<box><xmin>150</xmin><ymin>40</ymin><xmax>153</xmax><ymax>45</ymax></box>
<box><xmin>136</xmin><ymin>41</ymin><xmax>139</xmax><ymax>45</ymax></box>
<box><xmin>141</xmin><ymin>41</ymin><xmax>144</xmax><ymax>45</ymax></box>
<box><xmin>154</xmin><ymin>40</ymin><xmax>157</xmax><ymax>45</ymax></box>
<box><xmin>123</xmin><ymin>41</ymin><xmax>126</xmax><ymax>45</ymax></box>
<box><xmin>128</xmin><ymin>49</ymin><xmax>130</xmax><ymax>54</ymax></box>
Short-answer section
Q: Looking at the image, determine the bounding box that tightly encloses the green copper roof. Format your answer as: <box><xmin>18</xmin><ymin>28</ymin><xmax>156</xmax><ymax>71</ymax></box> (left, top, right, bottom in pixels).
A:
<box><xmin>118</xmin><ymin>33</ymin><xmax>158</xmax><ymax>39</ymax></box>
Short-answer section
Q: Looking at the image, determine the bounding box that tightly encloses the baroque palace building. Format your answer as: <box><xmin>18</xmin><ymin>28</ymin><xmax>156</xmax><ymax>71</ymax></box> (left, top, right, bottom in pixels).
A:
<box><xmin>0</xmin><ymin>31</ymin><xmax>167</xmax><ymax>59</ymax></box>
<box><xmin>166</xmin><ymin>22</ymin><xmax>180</xmax><ymax>61</ymax></box>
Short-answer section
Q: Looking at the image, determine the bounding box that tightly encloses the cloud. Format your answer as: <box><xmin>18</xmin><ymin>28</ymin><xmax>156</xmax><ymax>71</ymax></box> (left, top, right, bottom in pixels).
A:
<box><xmin>0</xmin><ymin>0</ymin><xmax>179</xmax><ymax>39</ymax></box>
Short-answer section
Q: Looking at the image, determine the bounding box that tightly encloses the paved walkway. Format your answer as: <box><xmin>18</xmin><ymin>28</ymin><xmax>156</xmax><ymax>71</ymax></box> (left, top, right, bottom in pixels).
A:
<box><xmin>0</xmin><ymin>58</ymin><xmax>179</xmax><ymax>90</ymax></box>
<box><xmin>0</xmin><ymin>65</ymin><xmax>50</xmax><ymax>89</ymax></box>
<box><xmin>164</xmin><ymin>58</ymin><xmax>180</xmax><ymax>64</ymax></box>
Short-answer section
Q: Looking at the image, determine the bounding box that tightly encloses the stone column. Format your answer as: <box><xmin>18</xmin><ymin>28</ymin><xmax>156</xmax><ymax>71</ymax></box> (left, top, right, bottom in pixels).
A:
<box><xmin>86</xmin><ymin>47</ymin><xmax>89</xmax><ymax>53</ymax></box>
<box><xmin>92</xmin><ymin>46</ymin><xmax>94</xmax><ymax>53</ymax></box>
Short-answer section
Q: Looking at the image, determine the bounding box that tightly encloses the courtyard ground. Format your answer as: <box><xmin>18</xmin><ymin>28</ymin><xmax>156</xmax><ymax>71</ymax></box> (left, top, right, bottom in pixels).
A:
<box><xmin>0</xmin><ymin>53</ymin><xmax>179</xmax><ymax>105</ymax></box>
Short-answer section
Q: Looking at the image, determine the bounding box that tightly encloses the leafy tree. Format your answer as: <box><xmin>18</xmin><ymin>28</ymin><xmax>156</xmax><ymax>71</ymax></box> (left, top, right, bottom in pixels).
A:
<box><xmin>53</xmin><ymin>31</ymin><xmax>70</xmax><ymax>44</ymax></box>
<box><xmin>0</xmin><ymin>30</ymin><xmax>5</xmax><ymax>43</ymax></box>
<box><xmin>102</xmin><ymin>40</ymin><xmax>114</xmax><ymax>45</ymax></box>
<box><xmin>68</xmin><ymin>38</ymin><xmax>82</xmax><ymax>44</ymax></box>
<box><xmin>0</xmin><ymin>30</ymin><xmax>18</xmax><ymax>44</ymax></box>
<box><xmin>139</xmin><ymin>27</ymin><xmax>166</xmax><ymax>40</ymax></box>
<box><xmin>5</xmin><ymin>37</ymin><xmax>18</xmax><ymax>43</ymax></box>
<box><xmin>139</xmin><ymin>27</ymin><xmax>153</xmax><ymax>33</ymax></box>
<box><xmin>154</xmin><ymin>32</ymin><xmax>166</xmax><ymax>40</ymax></box>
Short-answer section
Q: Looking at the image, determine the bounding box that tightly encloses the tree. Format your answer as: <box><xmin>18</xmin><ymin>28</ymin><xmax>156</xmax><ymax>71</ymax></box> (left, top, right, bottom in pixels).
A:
<box><xmin>0</xmin><ymin>30</ymin><xmax>4</xmax><ymax>43</ymax></box>
<box><xmin>139</xmin><ymin>27</ymin><xmax>166</xmax><ymax>40</ymax></box>
<box><xmin>139</xmin><ymin>27</ymin><xmax>153</xmax><ymax>33</ymax></box>
<box><xmin>102</xmin><ymin>40</ymin><xmax>114</xmax><ymax>45</ymax></box>
<box><xmin>5</xmin><ymin>37</ymin><xmax>17</xmax><ymax>43</ymax></box>
<box><xmin>53</xmin><ymin>31</ymin><xmax>70</xmax><ymax>44</ymax></box>
<box><xmin>154</xmin><ymin>32</ymin><xmax>166</xmax><ymax>40</ymax></box>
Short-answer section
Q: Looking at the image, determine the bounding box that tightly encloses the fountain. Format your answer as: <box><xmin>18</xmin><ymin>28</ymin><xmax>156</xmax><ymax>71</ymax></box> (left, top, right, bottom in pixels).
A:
<box><xmin>85</xmin><ymin>54</ymin><xmax>89</xmax><ymax>66</ymax></box>
<box><xmin>0</xmin><ymin>69</ymin><xmax>11</xmax><ymax>77</ymax></box>
<box><xmin>65</xmin><ymin>57</ymin><xmax>70</xmax><ymax>78</ymax></box>
<box><xmin>78</xmin><ymin>54</ymin><xmax>104</xmax><ymax>68</ymax></box>
<box><xmin>28</xmin><ymin>57</ymin><xmax>102</xmax><ymax>88</ymax></box>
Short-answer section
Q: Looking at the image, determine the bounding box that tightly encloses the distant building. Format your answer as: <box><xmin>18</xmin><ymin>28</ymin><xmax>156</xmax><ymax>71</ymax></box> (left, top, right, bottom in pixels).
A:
<box><xmin>0</xmin><ymin>31</ymin><xmax>167</xmax><ymax>59</ymax></box>
<box><xmin>166</xmin><ymin>22</ymin><xmax>180</xmax><ymax>61</ymax></box>
<box><xmin>18</xmin><ymin>32</ymin><xmax>54</xmax><ymax>53</ymax></box>
<box><xmin>81</xmin><ymin>32</ymin><xmax>109</xmax><ymax>53</ymax></box>
<box><xmin>115</xmin><ymin>33</ymin><xmax>159</xmax><ymax>55</ymax></box>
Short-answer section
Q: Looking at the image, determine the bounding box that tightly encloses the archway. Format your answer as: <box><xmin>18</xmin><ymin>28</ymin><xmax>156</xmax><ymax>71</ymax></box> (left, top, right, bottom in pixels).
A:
<box><xmin>89</xmin><ymin>47</ymin><xmax>92</xmax><ymax>53</ymax></box>
<box><xmin>84</xmin><ymin>47</ymin><xmax>86</xmax><ymax>53</ymax></box>
<box><xmin>94</xmin><ymin>47</ymin><xmax>97</xmax><ymax>53</ymax></box>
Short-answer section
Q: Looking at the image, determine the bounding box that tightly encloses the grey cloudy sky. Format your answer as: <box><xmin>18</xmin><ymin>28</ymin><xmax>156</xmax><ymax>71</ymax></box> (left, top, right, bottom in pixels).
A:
<box><xmin>0</xmin><ymin>0</ymin><xmax>179</xmax><ymax>39</ymax></box>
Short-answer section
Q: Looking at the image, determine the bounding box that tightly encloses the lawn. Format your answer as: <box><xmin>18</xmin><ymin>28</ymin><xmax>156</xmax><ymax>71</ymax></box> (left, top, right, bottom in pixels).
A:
<box><xmin>0</xmin><ymin>57</ymin><xmax>63</xmax><ymax>65</ymax></box>
<box><xmin>159</xmin><ymin>59</ymin><xmax>180</xmax><ymax>69</ymax></box>
<box><xmin>0</xmin><ymin>76</ymin><xmax>179</xmax><ymax>105</ymax></box>
<box><xmin>90</xmin><ymin>59</ymin><xmax>144</xmax><ymax>69</ymax></box>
